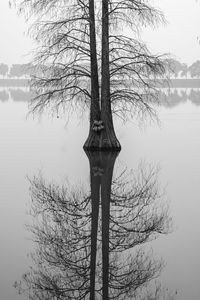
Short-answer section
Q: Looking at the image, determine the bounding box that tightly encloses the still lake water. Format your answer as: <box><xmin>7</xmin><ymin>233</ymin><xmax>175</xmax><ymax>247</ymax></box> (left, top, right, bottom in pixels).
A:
<box><xmin>0</xmin><ymin>88</ymin><xmax>200</xmax><ymax>299</ymax></box>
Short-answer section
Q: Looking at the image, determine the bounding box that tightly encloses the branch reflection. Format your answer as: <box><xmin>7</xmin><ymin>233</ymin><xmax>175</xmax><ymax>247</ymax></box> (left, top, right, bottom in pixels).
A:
<box><xmin>16</xmin><ymin>151</ymin><xmax>174</xmax><ymax>300</ymax></box>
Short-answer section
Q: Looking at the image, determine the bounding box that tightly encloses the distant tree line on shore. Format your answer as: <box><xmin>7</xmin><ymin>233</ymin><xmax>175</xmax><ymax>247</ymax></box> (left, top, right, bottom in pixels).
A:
<box><xmin>1</xmin><ymin>59</ymin><xmax>200</xmax><ymax>79</ymax></box>
<box><xmin>0</xmin><ymin>63</ymin><xmax>33</xmax><ymax>78</ymax></box>
<box><xmin>166</xmin><ymin>59</ymin><xmax>200</xmax><ymax>78</ymax></box>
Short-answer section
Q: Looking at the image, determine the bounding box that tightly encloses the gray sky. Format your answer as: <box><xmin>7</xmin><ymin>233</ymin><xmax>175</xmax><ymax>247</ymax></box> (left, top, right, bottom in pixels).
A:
<box><xmin>143</xmin><ymin>0</ymin><xmax>200</xmax><ymax>65</ymax></box>
<box><xmin>0</xmin><ymin>0</ymin><xmax>200</xmax><ymax>65</ymax></box>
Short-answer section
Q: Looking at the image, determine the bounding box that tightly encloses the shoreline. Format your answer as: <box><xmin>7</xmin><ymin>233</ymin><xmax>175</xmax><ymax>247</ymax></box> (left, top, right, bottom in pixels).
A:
<box><xmin>0</xmin><ymin>78</ymin><xmax>200</xmax><ymax>88</ymax></box>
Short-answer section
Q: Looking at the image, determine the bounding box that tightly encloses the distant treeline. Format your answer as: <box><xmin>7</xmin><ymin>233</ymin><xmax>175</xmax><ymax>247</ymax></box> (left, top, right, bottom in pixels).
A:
<box><xmin>0</xmin><ymin>63</ymin><xmax>33</xmax><ymax>78</ymax></box>
<box><xmin>166</xmin><ymin>59</ymin><xmax>200</xmax><ymax>78</ymax></box>
<box><xmin>0</xmin><ymin>88</ymin><xmax>199</xmax><ymax>107</ymax></box>
<box><xmin>0</xmin><ymin>59</ymin><xmax>200</xmax><ymax>79</ymax></box>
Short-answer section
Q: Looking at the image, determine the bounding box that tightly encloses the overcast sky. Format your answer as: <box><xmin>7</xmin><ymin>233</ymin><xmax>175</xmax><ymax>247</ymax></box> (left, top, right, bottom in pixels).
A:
<box><xmin>0</xmin><ymin>0</ymin><xmax>200</xmax><ymax>65</ymax></box>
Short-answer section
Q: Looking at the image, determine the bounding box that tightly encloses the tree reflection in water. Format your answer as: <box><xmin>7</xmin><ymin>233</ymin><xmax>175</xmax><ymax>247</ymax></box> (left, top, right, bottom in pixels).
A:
<box><xmin>16</xmin><ymin>151</ymin><xmax>174</xmax><ymax>300</ymax></box>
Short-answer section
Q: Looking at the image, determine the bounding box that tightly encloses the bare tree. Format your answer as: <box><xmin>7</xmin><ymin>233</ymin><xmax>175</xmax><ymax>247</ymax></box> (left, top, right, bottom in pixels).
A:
<box><xmin>14</xmin><ymin>0</ymin><xmax>169</xmax><ymax>150</ymax></box>
<box><xmin>15</xmin><ymin>152</ymin><xmax>173</xmax><ymax>299</ymax></box>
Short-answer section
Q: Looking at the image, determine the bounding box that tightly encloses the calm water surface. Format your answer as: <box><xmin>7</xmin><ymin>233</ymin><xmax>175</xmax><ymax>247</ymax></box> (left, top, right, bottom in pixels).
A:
<box><xmin>0</xmin><ymin>88</ymin><xmax>200</xmax><ymax>299</ymax></box>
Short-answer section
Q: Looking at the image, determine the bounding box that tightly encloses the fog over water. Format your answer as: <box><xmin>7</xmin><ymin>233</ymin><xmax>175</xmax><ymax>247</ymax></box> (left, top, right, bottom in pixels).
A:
<box><xmin>0</xmin><ymin>0</ymin><xmax>200</xmax><ymax>299</ymax></box>
<box><xmin>0</xmin><ymin>88</ymin><xmax>199</xmax><ymax>299</ymax></box>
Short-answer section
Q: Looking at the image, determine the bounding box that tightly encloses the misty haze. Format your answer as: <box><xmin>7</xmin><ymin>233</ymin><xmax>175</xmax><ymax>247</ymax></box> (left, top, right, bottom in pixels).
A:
<box><xmin>0</xmin><ymin>1</ymin><xmax>200</xmax><ymax>300</ymax></box>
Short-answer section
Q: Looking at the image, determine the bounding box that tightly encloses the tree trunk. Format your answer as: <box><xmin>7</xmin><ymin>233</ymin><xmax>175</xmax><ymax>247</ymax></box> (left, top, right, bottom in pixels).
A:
<box><xmin>83</xmin><ymin>0</ymin><xmax>101</xmax><ymax>150</ymax></box>
<box><xmin>84</xmin><ymin>0</ymin><xmax>121</xmax><ymax>151</ymax></box>
<box><xmin>85</xmin><ymin>150</ymin><xmax>119</xmax><ymax>298</ymax></box>
<box><xmin>86</xmin><ymin>151</ymin><xmax>101</xmax><ymax>300</ymax></box>
<box><xmin>100</xmin><ymin>151</ymin><xmax>118</xmax><ymax>298</ymax></box>
<box><xmin>99</xmin><ymin>0</ymin><xmax>121</xmax><ymax>151</ymax></box>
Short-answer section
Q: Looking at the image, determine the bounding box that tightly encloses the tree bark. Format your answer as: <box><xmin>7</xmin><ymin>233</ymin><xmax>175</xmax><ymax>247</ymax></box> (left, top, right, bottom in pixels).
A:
<box><xmin>84</xmin><ymin>0</ymin><xmax>121</xmax><ymax>151</ymax></box>
<box><xmin>83</xmin><ymin>0</ymin><xmax>101</xmax><ymax>150</ymax></box>
<box><xmin>86</xmin><ymin>151</ymin><xmax>101</xmax><ymax>300</ymax></box>
<box><xmin>99</xmin><ymin>0</ymin><xmax>121</xmax><ymax>150</ymax></box>
<box><xmin>85</xmin><ymin>150</ymin><xmax>119</xmax><ymax>298</ymax></box>
<box><xmin>100</xmin><ymin>151</ymin><xmax>118</xmax><ymax>298</ymax></box>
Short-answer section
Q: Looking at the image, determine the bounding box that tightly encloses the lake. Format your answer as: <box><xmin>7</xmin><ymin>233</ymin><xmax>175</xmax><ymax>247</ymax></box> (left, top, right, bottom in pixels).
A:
<box><xmin>0</xmin><ymin>87</ymin><xmax>200</xmax><ymax>300</ymax></box>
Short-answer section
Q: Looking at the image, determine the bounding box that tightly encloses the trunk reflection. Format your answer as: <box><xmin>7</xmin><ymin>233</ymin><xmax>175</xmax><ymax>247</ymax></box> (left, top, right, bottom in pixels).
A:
<box><xmin>16</xmin><ymin>151</ymin><xmax>173</xmax><ymax>300</ymax></box>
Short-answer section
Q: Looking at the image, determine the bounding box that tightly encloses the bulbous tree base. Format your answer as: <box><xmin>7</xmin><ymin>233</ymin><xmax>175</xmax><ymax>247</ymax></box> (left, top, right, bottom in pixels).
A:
<box><xmin>83</xmin><ymin>129</ymin><xmax>121</xmax><ymax>151</ymax></box>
